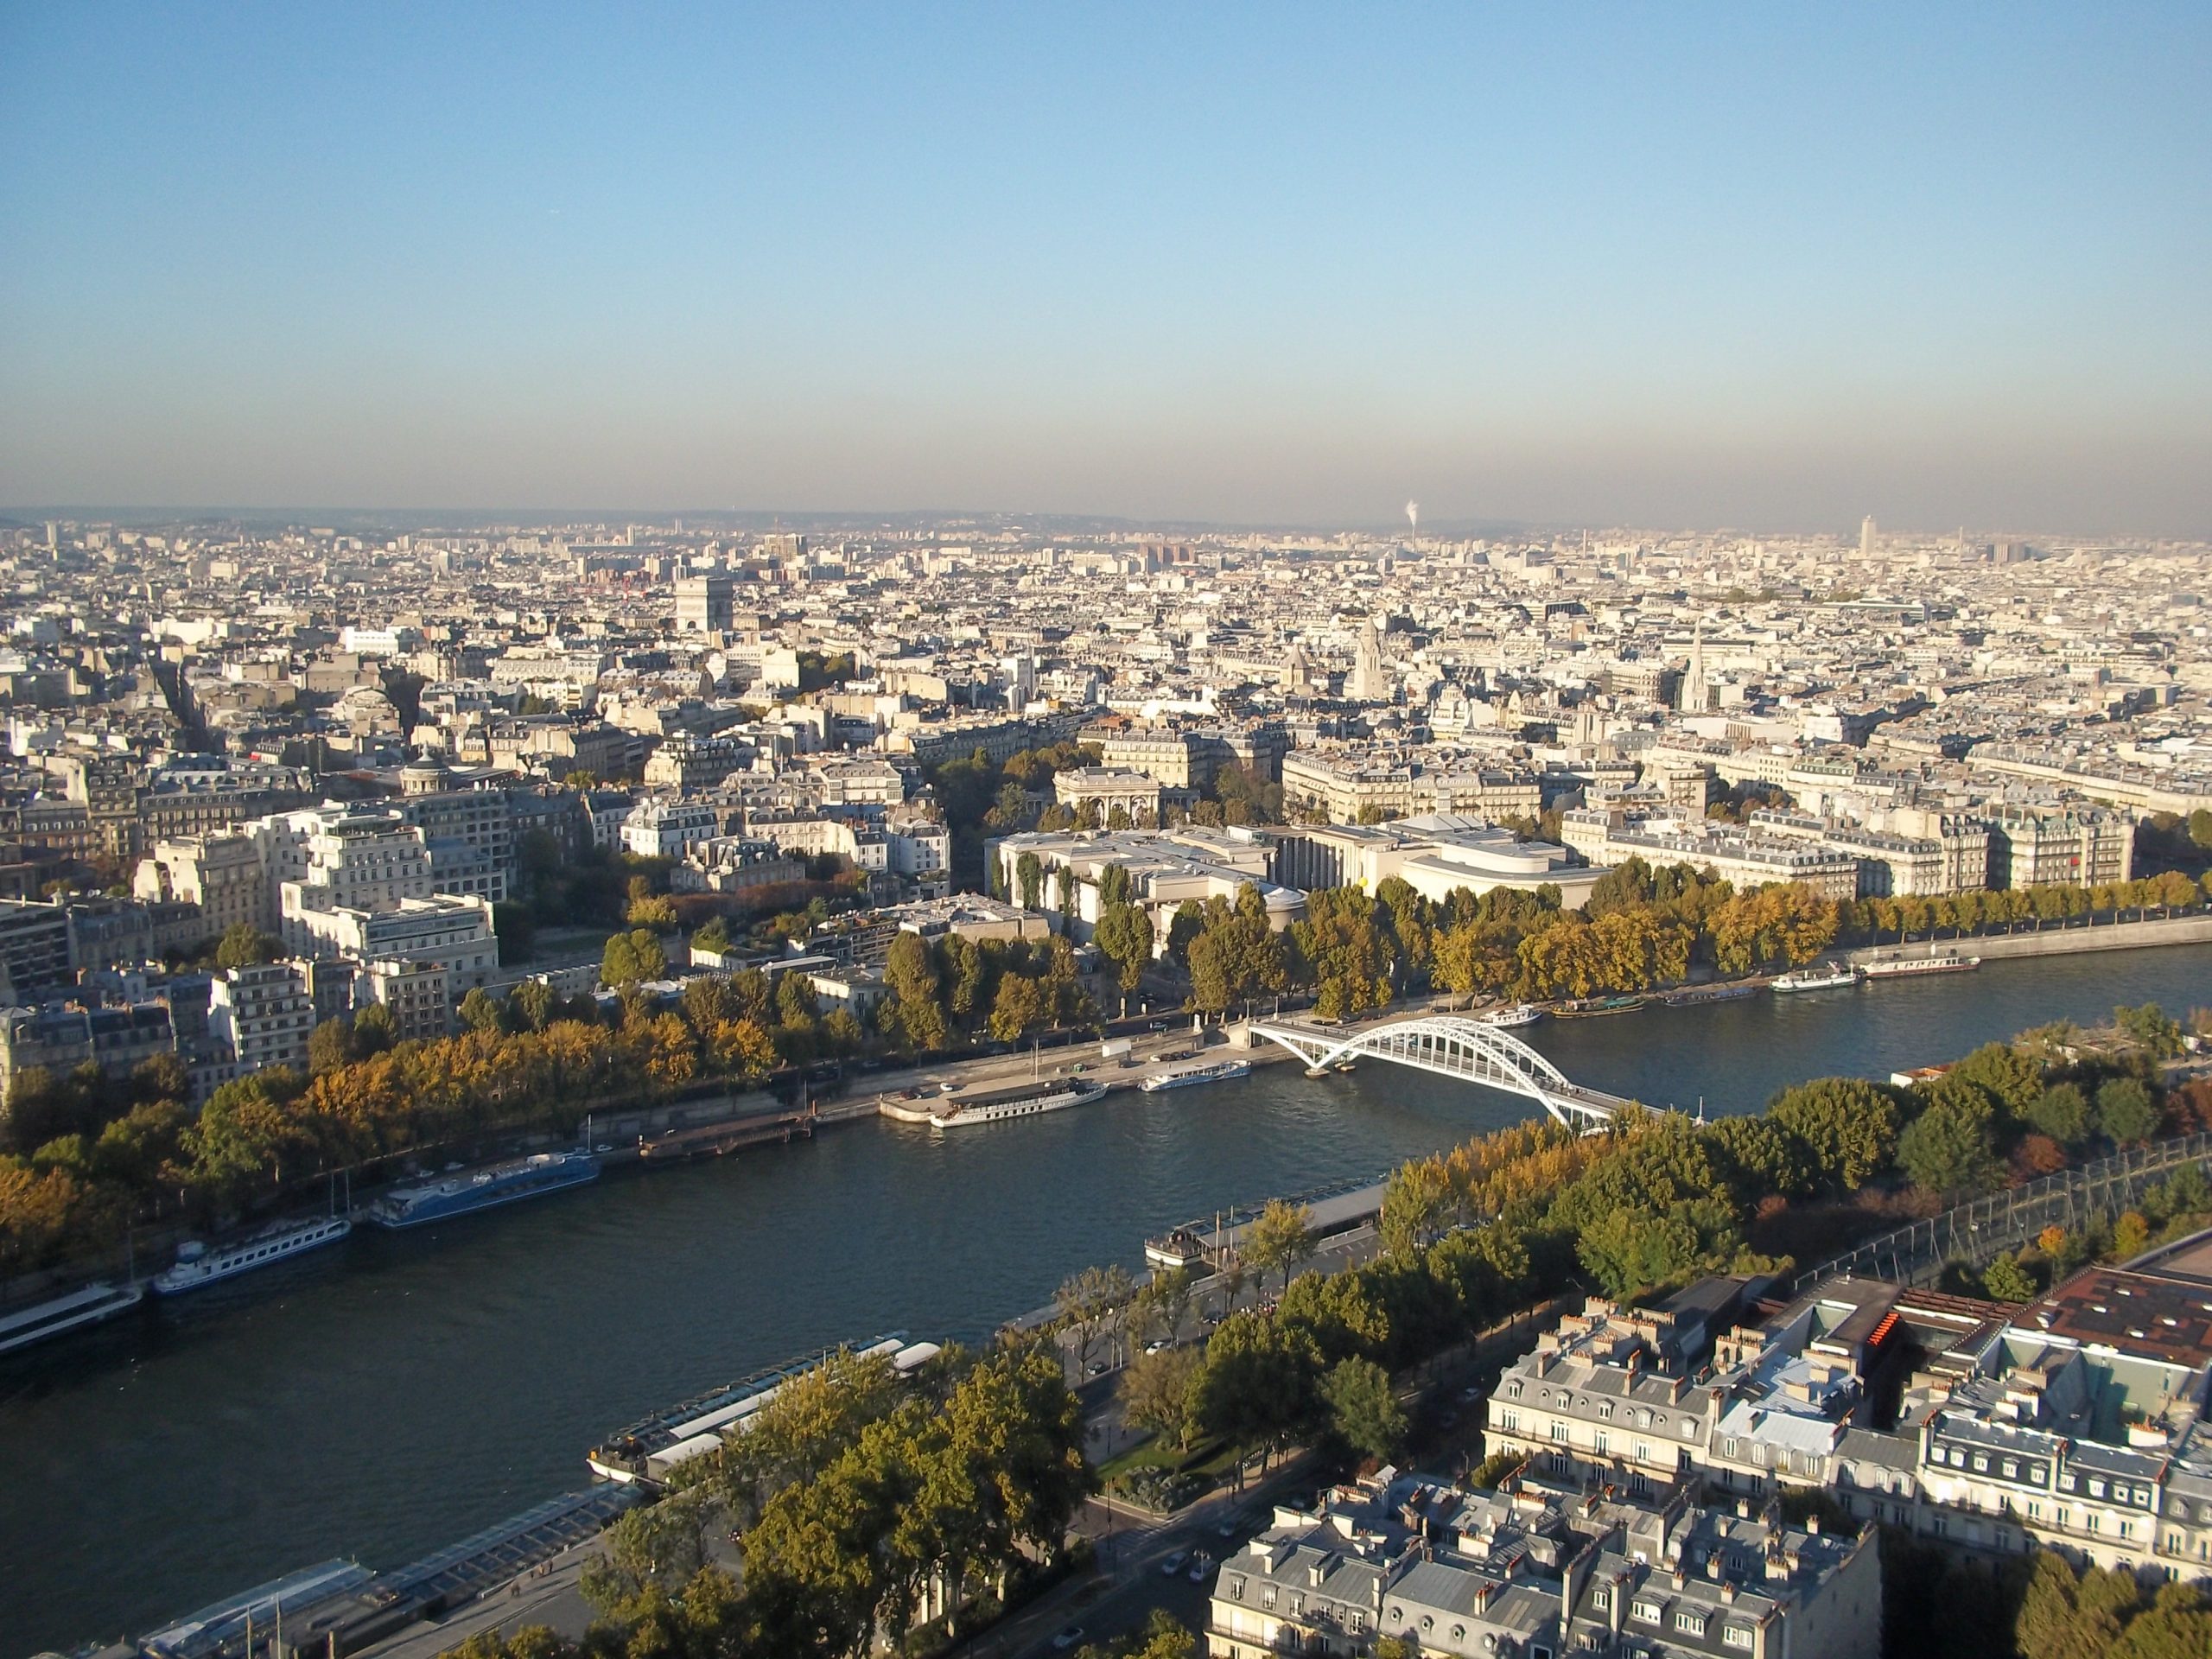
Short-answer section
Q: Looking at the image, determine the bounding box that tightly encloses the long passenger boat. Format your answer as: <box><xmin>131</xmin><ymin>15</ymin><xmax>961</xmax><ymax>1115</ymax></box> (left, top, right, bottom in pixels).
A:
<box><xmin>587</xmin><ymin>1333</ymin><xmax>940</xmax><ymax>1484</ymax></box>
<box><xmin>0</xmin><ymin>1281</ymin><xmax>146</xmax><ymax>1357</ymax></box>
<box><xmin>367</xmin><ymin>1151</ymin><xmax>599</xmax><ymax>1228</ymax></box>
<box><xmin>152</xmin><ymin>1217</ymin><xmax>352</xmax><ymax>1295</ymax></box>
<box><xmin>929</xmin><ymin>1076</ymin><xmax>1107</xmax><ymax>1129</ymax></box>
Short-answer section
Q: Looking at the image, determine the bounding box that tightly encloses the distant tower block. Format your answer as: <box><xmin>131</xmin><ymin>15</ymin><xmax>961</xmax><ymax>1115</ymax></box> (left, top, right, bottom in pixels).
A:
<box><xmin>1859</xmin><ymin>516</ymin><xmax>1877</xmax><ymax>560</ymax></box>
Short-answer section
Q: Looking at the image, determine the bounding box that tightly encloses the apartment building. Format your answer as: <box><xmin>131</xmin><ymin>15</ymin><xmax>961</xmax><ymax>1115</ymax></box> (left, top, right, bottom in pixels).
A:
<box><xmin>208</xmin><ymin>961</ymin><xmax>315</xmax><ymax>1077</ymax></box>
<box><xmin>1560</xmin><ymin>810</ymin><xmax>1861</xmax><ymax>900</ymax></box>
<box><xmin>620</xmin><ymin>798</ymin><xmax>720</xmax><ymax>860</ymax></box>
<box><xmin>644</xmin><ymin>734</ymin><xmax>749</xmax><ymax>794</ymax></box>
<box><xmin>362</xmin><ymin>957</ymin><xmax>452</xmax><ymax>1045</ymax></box>
<box><xmin>284</xmin><ymin>895</ymin><xmax>498</xmax><ymax>996</ymax></box>
<box><xmin>1205</xmin><ymin>1465</ymin><xmax>1880</xmax><ymax>1659</ymax></box>
<box><xmin>0</xmin><ymin>1001</ymin><xmax>176</xmax><ymax>1108</ymax></box>
<box><xmin>1484</xmin><ymin>1268</ymin><xmax>2212</xmax><ymax>1586</ymax></box>
<box><xmin>1987</xmin><ymin>808</ymin><xmax>2134</xmax><ymax>891</ymax></box>
<box><xmin>132</xmin><ymin>832</ymin><xmax>272</xmax><ymax>938</ymax></box>
<box><xmin>0</xmin><ymin>898</ymin><xmax>74</xmax><ymax>1003</ymax></box>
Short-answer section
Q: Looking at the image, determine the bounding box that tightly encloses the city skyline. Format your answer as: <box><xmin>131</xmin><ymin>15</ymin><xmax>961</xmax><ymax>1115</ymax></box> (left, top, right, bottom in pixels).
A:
<box><xmin>4</xmin><ymin>6</ymin><xmax>2210</xmax><ymax>532</ymax></box>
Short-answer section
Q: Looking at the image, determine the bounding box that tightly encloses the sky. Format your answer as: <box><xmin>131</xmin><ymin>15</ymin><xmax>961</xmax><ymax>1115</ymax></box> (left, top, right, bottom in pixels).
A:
<box><xmin>2</xmin><ymin>4</ymin><xmax>2209</xmax><ymax>535</ymax></box>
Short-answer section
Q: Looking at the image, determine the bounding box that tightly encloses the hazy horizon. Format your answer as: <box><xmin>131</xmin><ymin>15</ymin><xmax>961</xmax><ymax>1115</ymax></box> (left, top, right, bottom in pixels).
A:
<box><xmin>5</xmin><ymin>7</ymin><xmax>2209</xmax><ymax>534</ymax></box>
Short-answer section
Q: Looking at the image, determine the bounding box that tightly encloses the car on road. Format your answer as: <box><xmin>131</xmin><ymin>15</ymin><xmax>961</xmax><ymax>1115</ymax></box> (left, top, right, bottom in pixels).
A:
<box><xmin>1086</xmin><ymin>1361</ymin><xmax>1109</xmax><ymax>1376</ymax></box>
<box><xmin>1144</xmin><ymin>1338</ymin><xmax>1172</xmax><ymax>1353</ymax></box>
<box><xmin>1051</xmin><ymin>1626</ymin><xmax>1086</xmax><ymax>1651</ymax></box>
<box><xmin>1160</xmin><ymin>1550</ymin><xmax>1187</xmax><ymax>1576</ymax></box>
<box><xmin>1459</xmin><ymin>1385</ymin><xmax>1484</xmax><ymax>1402</ymax></box>
<box><xmin>1217</xmin><ymin>1513</ymin><xmax>1244</xmax><ymax>1539</ymax></box>
<box><xmin>1189</xmin><ymin>1551</ymin><xmax>1212</xmax><ymax>1582</ymax></box>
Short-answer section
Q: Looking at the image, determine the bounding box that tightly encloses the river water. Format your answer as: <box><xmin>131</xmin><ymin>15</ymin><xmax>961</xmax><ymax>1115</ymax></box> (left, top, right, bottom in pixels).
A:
<box><xmin>8</xmin><ymin>944</ymin><xmax>2210</xmax><ymax>1651</ymax></box>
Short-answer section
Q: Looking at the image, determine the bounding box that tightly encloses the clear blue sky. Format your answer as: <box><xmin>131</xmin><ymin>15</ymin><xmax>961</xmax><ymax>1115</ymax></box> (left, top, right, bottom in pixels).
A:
<box><xmin>3</xmin><ymin>4</ymin><xmax>2208</xmax><ymax>532</ymax></box>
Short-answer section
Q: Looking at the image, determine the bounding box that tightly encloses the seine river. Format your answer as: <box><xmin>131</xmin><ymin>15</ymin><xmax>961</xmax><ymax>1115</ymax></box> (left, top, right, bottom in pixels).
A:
<box><xmin>8</xmin><ymin>944</ymin><xmax>2212</xmax><ymax>1651</ymax></box>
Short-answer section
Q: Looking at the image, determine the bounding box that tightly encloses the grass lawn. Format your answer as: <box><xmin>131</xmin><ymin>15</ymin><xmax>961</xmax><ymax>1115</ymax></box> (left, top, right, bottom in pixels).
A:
<box><xmin>1099</xmin><ymin>1433</ymin><xmax>1250</xmax><ymax>1485</ymax></box>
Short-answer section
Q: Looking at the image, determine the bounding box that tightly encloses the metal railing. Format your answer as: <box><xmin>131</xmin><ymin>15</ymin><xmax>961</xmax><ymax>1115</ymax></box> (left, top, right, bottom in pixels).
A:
<box><xmin>1791</xmin><ymin>1129</ymin><xmax>2212</xmax><ymax>1292</ymax></box>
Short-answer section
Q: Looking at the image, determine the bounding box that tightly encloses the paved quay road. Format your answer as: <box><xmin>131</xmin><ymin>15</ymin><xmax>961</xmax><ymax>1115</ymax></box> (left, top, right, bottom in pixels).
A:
<box><xmin>6</xmin><ymin>944</ymin><xmax>2210</xmax><ymax>1652</ymax></box>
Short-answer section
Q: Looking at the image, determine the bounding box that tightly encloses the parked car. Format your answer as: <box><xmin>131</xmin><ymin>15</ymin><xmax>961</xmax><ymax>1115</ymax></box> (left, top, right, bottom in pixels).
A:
<box><xmin>1051</xmin><ymin>1626</ymin><xmax>1086</xmax><ymax>1652</ymax></box>
<box><xmin>1160</xmin><ymin>1551</ymin><xmax>1188</xmax><ymax>1576</ymax></box>
<box><xmin>1145</xmin><ymin>1338</ymin><xmax>1172</xmax><ymax>1354</ymax></box>
<box><xmin>1189</xmin><ymin>1551</ymin><xmax>1212</xmax><ymax>1581</ymax></box>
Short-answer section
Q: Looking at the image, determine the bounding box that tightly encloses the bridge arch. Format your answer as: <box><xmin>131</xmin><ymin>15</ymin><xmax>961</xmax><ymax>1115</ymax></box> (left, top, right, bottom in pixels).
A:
<box><xmin>1246</xmin><ymin>1014</ymin><xmax>1624</xmax><ymax>1129</ymax></box>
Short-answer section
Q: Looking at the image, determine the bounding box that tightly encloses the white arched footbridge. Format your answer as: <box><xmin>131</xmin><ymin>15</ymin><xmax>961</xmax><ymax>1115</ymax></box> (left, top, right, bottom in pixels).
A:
<box><xmin>1247</xmin><ymin>1014</ymin><xmax>1630</xmax><ymax>1129</ymax></box>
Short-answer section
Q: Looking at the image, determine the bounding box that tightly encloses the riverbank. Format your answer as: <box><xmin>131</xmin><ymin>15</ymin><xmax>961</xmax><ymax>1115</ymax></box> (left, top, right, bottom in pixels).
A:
<box><xmin>1842</xmin><ymin>911</ymin><xmax>2212</xmax><ymax>966</ymax></box>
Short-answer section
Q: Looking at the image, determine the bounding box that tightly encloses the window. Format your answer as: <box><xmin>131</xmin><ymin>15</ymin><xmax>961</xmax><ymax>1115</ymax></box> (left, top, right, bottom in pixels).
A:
<box><xmin>1498</xmin><ymin>1411</ymin><xmax>1519</xmax><ymax>1433</ymax></box>
<box><xmin>1724</xmin><ymin>1626</ymin><xmax>1755</xmax><ymax>1650</ymax></box>
<box><xmin>1675</xmin><ymin>1611</ymin><xmax>1707</xmax><ymax>1636</ymax></box>
<box><xmin>1595</xmin><ymin>1433</ymin><xmax>1610</xmax><ymax>1455</ymax></box>
<box><xmin>1552</xmin><ymin>1422</ymin><xmax>1570</xmax><ymax>1442</ymax></box>
<box><xmin>1632</xmin><ymin>1600</ymin><xmax>1664</xmax><ymax>1624</ymax></box>
<box><xmin>1592</xmin><ymin>1589</ymin><xmax>1611</xmax><ymax>1611</ymax></box>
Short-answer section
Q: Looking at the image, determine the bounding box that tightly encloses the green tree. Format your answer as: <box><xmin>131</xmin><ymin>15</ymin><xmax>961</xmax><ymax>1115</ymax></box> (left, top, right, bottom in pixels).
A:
<box><xmin>987</xmin><ymin>972</ymin><xmax>1052</xmax><ymax>1044</ymax></box>
<box><xmin>580</xmin><ymin>1491</ymin><xmax>711</xmax><ymax>1612</ymax></box>
<box><xmin>1190</xmin><ymin>1311</ymin><xmax>1319</xmax><ymax>1471</ymax></box>
<box><xmin>627</xmin><ymin>892</ymin><xmax>679</xmax><ymax>928</ymax></box>
<box><xmin>690</xmin><ymin>914</ymin><xmax>732</xmax><ymax>957</ymax></box>
<box><xmin>1704</xmin><ymin>1113</ymin><xmax>1814</xmax><ymax>1201</ymax></box>
<box><xmin>1576</xmin><ymin>1205</ymin><xmax>1707</xmax><ymax>1300</ymax></box>
<box><xmin>1320</xmin><ymin>1355</ymin><xmax>1405</xmax><ymax>1463</ymax></box>
<box><xmin>1982</xmin><ymin>1255</ymin><xmax>2037</xmax><ymax>1302</ymax></box>
<box><xmin>1768</xmin><ymin>1077</ymin><xmax>1898</xmax><ymax>1192</ymax></box>
<box><xmin>1241</xmin><ymin>1198</ymin><xmax>1316</xmax><ymax>1295</ymax></box>
<box><xmin>2115</xmin><ymin>1002</ymin><xmax>2185</xmax><ymax>1059</ymax></box>
<box><xmin>213</xmin><ymin>922</ymin><xmax>282</xmax><ymax>970</ymax></box>
<box><xmin>1379</xmin><ymin>1157</ymin><xmax>1460</xmax><ymax>1256</ymax></box>
<box><xmin>601</xmin><ymin>927</ymin><xmax>667</xmax><ymax>987</ymax></box>
<box><xmin>1119</xmin><ymin>1344</ymin><xmax>1202</xmax><ymax>1452</ymax></box>
<box><xmin>457</xmin><ymin>986</ymin><xmax>505</xmax><ymax>1034</ymax></box>
<box><xmin>1947</xmin><ymin>1042</ymin><xmax>2045</xmax><ymax>1122</ymax></box>
<box><xmin>2015</xmin><ymin>1551</ymin><xmax>2143</xmax><ymax>1659</ymax></box>
<box><xmin>1093</xmin><ymin>902</ymin><xmax>1154</xmax><ymax>1014</ymax></box>
<box><xmin>2025</xmin><ymin>1081</ymin><xmax>2090</xmax><ymax>1146</ymax></box>
<box><xmin>2094</xmin><ymin>1077</ymin><xmax>2160</xmax><ymax>1144</ymax></box>
<box><xmin>306</xmin><ymin>1016</ymin><xmax>354</xmax><ymax>1077</ymax></box>
<box><xmin>350</xmin><ymin>1001</ymin><xmax>395</xmax><ymax>1057</ymax></box>
<box><xmin>1898</xmin><ymin>1086</ymin><xmax>2004</xmax><ymax>1198</ymax></box>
